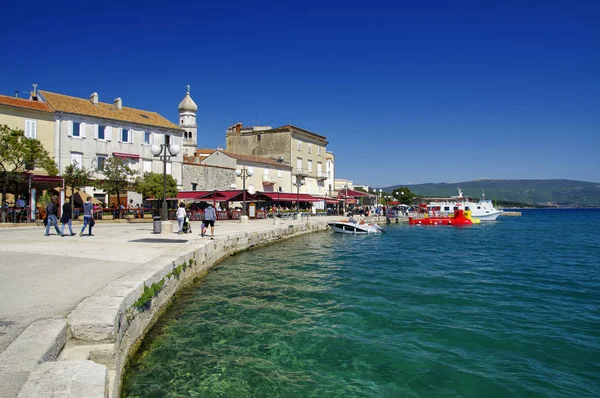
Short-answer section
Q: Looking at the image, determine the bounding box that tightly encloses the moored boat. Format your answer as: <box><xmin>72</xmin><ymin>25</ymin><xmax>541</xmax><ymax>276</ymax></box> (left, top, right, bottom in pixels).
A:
<box><xmin>426</xmin><ymin>188</ymin><xmax>503</xmax><ymax>221</ymax></box>
<box><xmin>328</xmin><ymin>219</ymin><xmax>384</xmax><ymax>234</ymax></box>
<box><xmin>409</xmin><ymin>209</ymin><xmax>474</xmax><ymax>226</ymax></box>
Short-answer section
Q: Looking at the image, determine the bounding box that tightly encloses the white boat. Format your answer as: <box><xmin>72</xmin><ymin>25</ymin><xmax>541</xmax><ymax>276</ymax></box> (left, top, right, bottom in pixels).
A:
<box><xmin>328</xmin><ymin>218</ymin><xmax>384</xmax><ymax>234</ymax></box>
<box><xmin>426</xmin><ymin>188</ymin><xmax>503</xmax><ymax>221</ymax></box>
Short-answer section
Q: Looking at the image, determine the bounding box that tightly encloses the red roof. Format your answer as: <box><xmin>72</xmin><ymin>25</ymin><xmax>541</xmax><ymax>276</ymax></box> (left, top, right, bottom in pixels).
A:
<box><xmin>0</xmin><ymin>94</ymin><xmax>54</xmax><ymax>113</ymax></box>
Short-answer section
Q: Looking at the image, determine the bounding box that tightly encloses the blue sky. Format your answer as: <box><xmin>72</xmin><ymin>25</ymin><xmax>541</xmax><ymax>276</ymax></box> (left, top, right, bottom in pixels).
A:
<box><xmin>2</xmin><ymin>0</ymin><xmax>599</xmax><ymax>186</ymax></box>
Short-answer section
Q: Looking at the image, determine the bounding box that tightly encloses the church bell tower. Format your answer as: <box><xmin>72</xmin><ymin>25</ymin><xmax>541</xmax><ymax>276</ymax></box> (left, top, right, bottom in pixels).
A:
<box><xmin>178</xmin><ymin>85</ymin><xmax>198</xmax><ymax>157</ymax></box>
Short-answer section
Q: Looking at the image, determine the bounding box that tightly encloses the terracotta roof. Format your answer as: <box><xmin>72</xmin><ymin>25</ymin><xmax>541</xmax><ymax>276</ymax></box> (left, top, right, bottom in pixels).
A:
<box><xmin>0</xmin><ymin>94</ymin><xmax>53</xmax><ymax>113</ymax></box>
<box><xmin>39</xmin><ymin>91</ymin><xmax>179</xmax><ymax>130</ymax></box>
<box><xmin>220</xmin><ymin>150</ymin><xmax>292</xmax><ymax>168</ymax></box>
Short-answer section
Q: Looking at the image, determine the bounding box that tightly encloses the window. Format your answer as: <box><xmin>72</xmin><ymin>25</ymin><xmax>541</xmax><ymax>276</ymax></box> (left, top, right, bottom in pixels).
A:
<box><xmin>264</xmin><ymin>168</ymin><xmax>268</xmax><ymax>175</ymax></box>
<box><xmin>317</xmin><ymin>162</ymin><xmax>322</xmax><ymax>174</ymax></box>
<box><xmin>143</xmin><ymin>131</ymin><xmax>151</xmax><ymax>145</ymax></box>
<box><xmin>70</xmin><ymin>152</ymin><xmax>83</xmax><ymax>168</ymax></box>
<box><xmin>257</xmin><ymin>134</ymin><xmax>261</xmax><ymax>141</ymax></box>
<box><xmin>97</xmin><ymin>155</ymin><xmax>107</xmax><ymax>171</ymax></box>
<box><xmin>166</xmin><ymin>162</ymin><xmax>172</xmax><ymax>175</ymax></box>
<box><xmin>98</xmin><ymin>125</ymin><xmax>106</xmax><ymax>140</ymax></box>
<box><xmin>25</xmin><ymin>120</ymin><xmax>37</xmax><ymax>138</ymax></box>
<box><xmin>307</xmin><ymin>159</ymin><xmax>312</xmax><ymax>172</ymax></box>
<box><xmin>121</xmin><ymin>128</ymin><xmax>130</xmax><ymax>143</ymax></box>
<box><xmin>308</xmin><ymin>144</ymin><xmax>312</xmax><ymax>154</ymax></box>
<box><xmin>297</xmin><ymin>140</ymin><xmax>302</xmax><ymax>151</ymax></box>
<box><xmin>318</xmin><ymin>146</ymin><xmax>322</xmax><ymax>155</ymax></box>
<box><xmin>277</xmin><ymin>169</ymin><xmax>282</xmax><ymax>178</ymax></box>
<box><xmin>191</xmin><ymin>183</ymin><xmax>197</xmax><ymax>191</ymax></box>
<box><xmin>296</xmin><ymin>158</ymin><xmax>302</xmax><ymax>170</ymax></box>
<box><xmin>72</xmin><ymin>122</ymin><xmax>80</xmax><ymax>137</ymax></box>
<box><xmin>165</xmin><ymin>135</ymin><xmax>171</xmax><ymax>146</ymax></box>
<box><xmin>143</xmin><ymin>160</ymin><xmax>152</xmax><ymax>174</ymax></box>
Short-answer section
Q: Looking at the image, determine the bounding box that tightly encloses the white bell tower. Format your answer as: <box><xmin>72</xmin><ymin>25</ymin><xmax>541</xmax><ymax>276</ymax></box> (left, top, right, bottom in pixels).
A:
<box><xmin>178</xmin><ymin>85</ymin><xmax>198</xmax><ymax>157</ymax></box>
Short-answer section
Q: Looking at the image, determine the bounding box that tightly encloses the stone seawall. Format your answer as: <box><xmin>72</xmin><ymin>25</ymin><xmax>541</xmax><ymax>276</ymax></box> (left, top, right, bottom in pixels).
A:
<box><xmin>17</xmin><ymin>220</ymin><xmax>330</xmax><ymax>398</ymax></box>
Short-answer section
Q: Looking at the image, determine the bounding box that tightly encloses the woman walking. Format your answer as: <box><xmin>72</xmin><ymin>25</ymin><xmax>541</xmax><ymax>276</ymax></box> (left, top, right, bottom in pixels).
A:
<box><xmin>176</xmin><ymin>202</ymin><xmax>186</xmax><ymax>235</ymax></box>
<box><xmin>60</xmin><ymin>199</ymin><xmax>75</xmax><ymax>237</ymax></box>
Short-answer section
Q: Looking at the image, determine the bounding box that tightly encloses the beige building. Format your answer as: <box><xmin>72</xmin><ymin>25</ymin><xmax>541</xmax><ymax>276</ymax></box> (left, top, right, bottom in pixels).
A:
<box><xmin>225</xmin><ymin>123</ymin><xmax>329</xmax><ymax>196</ymax></box>
<box><xmin>201</xmin><ymin>150</ymin><xmax>292</xmax><ymax>193</ymax></box>
<box><xmin>0</xmin><ymin>93</ymin><xmax>55</xmax><ymax>162</ymax></box>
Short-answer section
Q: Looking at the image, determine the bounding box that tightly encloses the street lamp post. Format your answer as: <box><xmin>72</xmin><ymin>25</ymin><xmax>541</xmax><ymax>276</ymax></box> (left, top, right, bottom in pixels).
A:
<box><xmin>235</xmin><ymin>166</ymin><xmax>253</xmax><ymax>223</ymax></box>
<box><xmin>294</xmin><ymin>176</ymin><xmax>305</xmax><ymax>219</ymax></box>
<box><xmin>150</xmin><ymin>142</ymin><xmax>181</xmax><ymax>222</ymax></box>
<box><xmin>343</xmin><ymin>184</ymin><xmax>348</xmax><ymax>216</ymax></box>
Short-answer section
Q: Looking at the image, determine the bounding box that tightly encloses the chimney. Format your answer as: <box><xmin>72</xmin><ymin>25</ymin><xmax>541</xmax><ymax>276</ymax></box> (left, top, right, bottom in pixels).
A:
<box><xmin>30</xmin><ymin>84</ymin><xmax>38</xmax><ymax>100</ymax></box>
<box><xmin>114</xmin><ymin>97</ymin><xmax>122</xmax><ymax>110</ymax></box>
<box><xmin>236</xmin><ymin>123</ymin><xmax>242</xmax><ymax>133</ymax></box>
<box><xmin>90</xmin><ymin>92</ymin><xmax>99</xmax><ymax>106</ymax></box>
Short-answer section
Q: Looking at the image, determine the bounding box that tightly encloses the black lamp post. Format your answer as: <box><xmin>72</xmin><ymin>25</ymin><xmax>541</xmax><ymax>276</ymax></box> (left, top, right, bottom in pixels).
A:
<box><xmin>151</xmin><ymin>142</ymin><xmax>180</xmax><ymax>221</ymax></box>
<box><xmin>294</xmin><ymin>176</ymin><xmax>305</xmax><ymax>218</ymax></box>
<box><xmin>235</xmin><ymin>166</ymin><xmax>253</xmax><ymax>217</ymax></box>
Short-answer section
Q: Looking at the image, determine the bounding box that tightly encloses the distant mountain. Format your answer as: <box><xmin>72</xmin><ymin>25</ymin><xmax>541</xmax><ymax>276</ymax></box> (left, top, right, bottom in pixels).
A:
<box><xmin>382</xmin><ymin>179</ymin><xmax>600</xmax><ymax>207</ymax></box>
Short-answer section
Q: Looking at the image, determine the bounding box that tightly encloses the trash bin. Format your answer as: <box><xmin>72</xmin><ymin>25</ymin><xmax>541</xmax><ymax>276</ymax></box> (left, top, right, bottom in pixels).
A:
<box><xmin>153</xmin><ymin>216</ymin><xmax>162</xmax><ymax>234</ymax></box>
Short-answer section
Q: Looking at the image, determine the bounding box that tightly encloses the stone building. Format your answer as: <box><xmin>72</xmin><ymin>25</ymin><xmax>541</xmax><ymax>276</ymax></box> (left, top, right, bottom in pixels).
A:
<box><xmin>225</xmin><ymin>123</ymin><xmax>330</xmax><ymax>196</ymax></box>
<box><xmin>182</xmin><ymin>149</ymin><xmax>235</xmax><ymax>192</ymax></box>
<box><xmin>201</xmin><ymin>150</ymin><xmax>292</xmax><ymax>193</ymax></box>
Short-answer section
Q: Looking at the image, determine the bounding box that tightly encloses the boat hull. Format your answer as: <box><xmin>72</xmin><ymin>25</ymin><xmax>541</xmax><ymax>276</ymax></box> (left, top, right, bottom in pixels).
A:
<box><xmin>328</xmin><ymin>221</ymin><xmax>383</xmax><ymax>234</ymax></box>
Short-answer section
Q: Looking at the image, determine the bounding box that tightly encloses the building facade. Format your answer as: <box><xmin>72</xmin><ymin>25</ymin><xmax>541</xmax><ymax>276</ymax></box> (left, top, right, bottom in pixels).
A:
<box><xmin>201</xmin><ymin>150</ymin><xmax>292</xmax><ymax>194</ymax></box>
<box><xmin>225</xmin><ymin>123</ymin><xmax>329</xmax><ymax>196</ymax></box>
<box><xmin>37</xmin><ymin>89</ymin><xmax>184</xmax><ymax>203</ymax></box>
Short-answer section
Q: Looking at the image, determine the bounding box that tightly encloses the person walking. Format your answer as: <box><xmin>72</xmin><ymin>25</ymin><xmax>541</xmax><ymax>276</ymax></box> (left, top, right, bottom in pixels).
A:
<box><xmin>60</xmin><ymin>199</ymin><xmax>75</xmax><ymax>237</ymax></box>
<box><xmin>176</xmin><ymin>202</ymin><xmax>186</xmax><ymax>235</ymax></box>
<box><xmin>45</xmin><ymin>195</ymin><xmax>61</xmax><ymax>236</ymax></box>
<box><xmin>202</xmin><ymin>204</ymin><xmax>216</xmax><ymax>239</ymax></box>
<box><xmin>80</xmin><ymin>196</ymin><xmax>94</xmax><ymax>237</ymax></box>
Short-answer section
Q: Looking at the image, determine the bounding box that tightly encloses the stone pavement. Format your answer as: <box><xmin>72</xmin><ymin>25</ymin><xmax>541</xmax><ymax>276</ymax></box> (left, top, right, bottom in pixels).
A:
<box><xmin>0</xmin><ymin>215</ymin><xmax>342</xmax><ymax>397</ymax></box>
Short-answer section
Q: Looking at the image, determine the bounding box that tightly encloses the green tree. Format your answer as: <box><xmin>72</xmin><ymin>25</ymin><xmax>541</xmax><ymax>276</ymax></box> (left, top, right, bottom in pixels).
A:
<box><xmin>134</xmin><ymin>172</ymin><xmax>178</xmax><ymax>204</ymax></box>
<box><xmin>63</xmin><ymin>163</ymin><xmax>94</xmax><ymax>216</ymax></box>
<box><xmin>391</xmin><ymin>187</ymin><xmax>417</xmax><ymax>205</ymax></box>
<box><xmin>94</xmin><ymin>157</ymin><xmax>137</xmax><ymax>207</ymax></box>
<box><xmin>0</xmin><ymin>125</ymin><xmax>58</xmax><ymax>220</ymax></box>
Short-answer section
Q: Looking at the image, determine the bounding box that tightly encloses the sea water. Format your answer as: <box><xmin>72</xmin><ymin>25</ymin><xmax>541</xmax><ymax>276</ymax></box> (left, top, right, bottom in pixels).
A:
<box><xmin>122</xmin><ymin>209</ymin><xmax>600</xmax><ymax>397</ymax></box>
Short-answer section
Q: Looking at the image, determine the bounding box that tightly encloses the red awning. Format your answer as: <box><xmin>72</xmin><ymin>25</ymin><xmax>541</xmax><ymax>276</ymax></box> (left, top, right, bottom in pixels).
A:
<box><xmin>195</xmin><ymin>190</ymin><xmax>256</xmax><ymax>202</ymax></box>
<box><xmin>31</xmin><ymin>175</ymin><xmax>64</xmax><ymax>183</ymax></box>
<box><xmin>113</xmin><ymin>152</ymin><xmax>140</xmax><ymax>159</ymax></box>
<box><xmin>324</xmin><ymin>197</ymin><xmax>341</xmax><ymax>204</ymax></box>
<box><xmin>176</xmin><ymin>191</ymin><xmax>208</xmax><ymax>200</ymax></box>
<box><xmin>255</xmin><ymin>192</ymin><xmax>323</xmax><ymax>202</ymax></box>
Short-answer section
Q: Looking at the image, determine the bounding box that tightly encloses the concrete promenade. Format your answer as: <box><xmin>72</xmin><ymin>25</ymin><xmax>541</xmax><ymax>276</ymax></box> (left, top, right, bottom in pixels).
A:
<box><xmin>0</xmin><ymin>215</ymin><xmax>343</xmax><ymax>398</ymax></box>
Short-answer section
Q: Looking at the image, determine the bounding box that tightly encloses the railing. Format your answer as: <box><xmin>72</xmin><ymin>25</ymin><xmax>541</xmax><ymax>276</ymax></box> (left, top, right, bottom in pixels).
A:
<box><xmin>316</xmin><ymin>171</ymin><xmax>328</xmax><ymax>180</ymax></box>
<box><xmin>293</xmin><ymin>168</ymin><xmax>310</xmax><ymax>177</ymax></box>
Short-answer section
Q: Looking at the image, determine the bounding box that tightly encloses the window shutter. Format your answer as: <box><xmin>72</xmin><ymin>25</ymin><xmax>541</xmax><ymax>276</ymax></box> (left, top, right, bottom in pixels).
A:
<box><xmin>31</xmin><ymin>121</ymin><xmax>37</xmax><ymax>139</ymax></box>
<box><xmin>68</xmin><ymin>121</ymin><xmax>73</xmax><ymax>137</ymax></box>
<box><xmin>94</xmin><ymin>124</ymin><xmax>99</xmax><ymax>139</ymax></box>
<box><xmin>129</xmin><ymin>129</ymin><xmax>133</xmax><ymax>144</ymax></box>
<box><xmin>106</xmin><ymin>126</ymin><xmax>112</xmax><ymax>141</ymax></box>
<box><xmin>80</xmin><ymin>122</ymin><xmax>86</xmax><ymax>138</ymax></box>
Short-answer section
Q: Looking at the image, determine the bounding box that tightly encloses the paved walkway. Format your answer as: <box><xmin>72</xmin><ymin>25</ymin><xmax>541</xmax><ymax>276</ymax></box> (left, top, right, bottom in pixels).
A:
<box><xmin>0</xmin><ymin>216</ymin><xmax>343</xmax><ymax>397</ymax></box>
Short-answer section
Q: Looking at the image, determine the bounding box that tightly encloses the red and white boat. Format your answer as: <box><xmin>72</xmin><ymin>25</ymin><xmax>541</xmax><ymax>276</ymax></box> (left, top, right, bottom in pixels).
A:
<box><xmin>409</xmin><ymin>209</ymin><xmax>474</xmax><ymax>226</ymax></box>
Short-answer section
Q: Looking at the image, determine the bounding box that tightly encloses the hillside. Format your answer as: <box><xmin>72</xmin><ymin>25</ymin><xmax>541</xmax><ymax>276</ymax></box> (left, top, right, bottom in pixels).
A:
<box><xmin>383</xmin><ymin>179</ymin><xmax>600</xmax><ymax>207</ymax></box>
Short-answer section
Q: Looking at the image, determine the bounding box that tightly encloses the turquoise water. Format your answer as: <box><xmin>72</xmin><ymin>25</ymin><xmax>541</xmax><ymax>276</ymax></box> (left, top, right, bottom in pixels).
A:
<box><xmin>122</xmin><ymin>210</ymin><xmax>600</xmax><ymax>397</ymax></box>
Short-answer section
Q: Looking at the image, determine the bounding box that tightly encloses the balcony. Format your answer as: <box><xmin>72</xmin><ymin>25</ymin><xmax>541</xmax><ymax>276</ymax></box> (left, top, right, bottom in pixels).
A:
<box><xmin>294</xmin><ymin>168</ymin><xmax>310</xmax><ymax>177</ymax></box>
<box><xmin>262</xmin><ymin>175</ymin><xmax>275</xmax><ymax>185</ymax></box>
<box><xmin>316</xmin><ymin>171</ymin><xmax>328</xmax><ymax>181</ymax></box>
